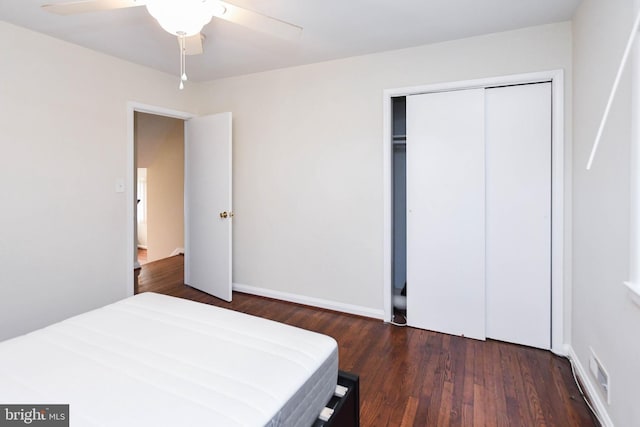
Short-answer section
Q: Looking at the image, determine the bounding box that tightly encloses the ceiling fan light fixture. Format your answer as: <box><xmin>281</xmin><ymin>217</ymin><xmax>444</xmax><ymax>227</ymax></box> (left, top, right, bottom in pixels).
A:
<box><xmin>145</xmin><ymin>0</ymin><xmax>225</xmax><ymax>36</ymax></box>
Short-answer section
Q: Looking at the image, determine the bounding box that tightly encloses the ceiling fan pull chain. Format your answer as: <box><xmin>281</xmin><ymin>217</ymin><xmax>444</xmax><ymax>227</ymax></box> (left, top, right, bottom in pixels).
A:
<box><xmin>181</xmin><ymin>35</ymin><xmax>188</xmax><ymax>82</ymax></box>
<box><xmin>178</xmin><ymin>32</ymin><xmax>187</xmax><ymax>90</ymax></box>
<box><xmin>178</xmin><ymin>33</ymin><xmax>183</xmax><ymax>89</ymax></box>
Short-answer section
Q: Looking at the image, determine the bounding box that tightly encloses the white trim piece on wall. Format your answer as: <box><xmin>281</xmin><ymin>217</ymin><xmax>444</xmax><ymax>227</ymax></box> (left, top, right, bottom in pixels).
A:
<box><xmin>565</xmin><ymin>345</ymin><xmax>614</xmax><ymax>427</ymax></box>
<box><xmin>586</xmin><ymin>7</ymin><xmax>640</xmax><ymax>170</ymax></box>
<box><xmin>126</xmin><ymin>102</ymin><xmax>195</xmax><ymax>297</ymax></box>
<box><xmin>233</xmin><ymin>283</ymin><xmax>385</xmax><ymax>320</ymax></box>
<box><xmin>382</xmin><ymin>70</ymin><xmax>566</xmax><ymax>355</ymax></box>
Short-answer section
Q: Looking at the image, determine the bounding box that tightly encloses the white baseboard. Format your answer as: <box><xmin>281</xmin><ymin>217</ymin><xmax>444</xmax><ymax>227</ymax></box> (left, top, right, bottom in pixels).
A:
<box><xmin>137</xmin><ymin>245</ymin><xmax>147</xmax><ymax>249</ymax></box>
<box><xmin>565</xmin><ymin>344</ymin><xmax>614</xmax><ymax>427</ymax></box>
<box><xmin>232</xmin><ymin>282</ymin><xmax>385</xmax><ymax>320</ymax></box>
<box><xmin>170</xmin><ymin>247</ymin><xmax>185</xmax><ymax>256</ymax></box>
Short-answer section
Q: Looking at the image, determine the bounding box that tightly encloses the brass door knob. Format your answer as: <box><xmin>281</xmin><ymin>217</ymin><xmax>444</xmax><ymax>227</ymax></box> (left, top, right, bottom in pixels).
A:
<box><xmin>220</xmin><ymin>211</ymin><xmax>228</xmax><ymax>218</ymax></box>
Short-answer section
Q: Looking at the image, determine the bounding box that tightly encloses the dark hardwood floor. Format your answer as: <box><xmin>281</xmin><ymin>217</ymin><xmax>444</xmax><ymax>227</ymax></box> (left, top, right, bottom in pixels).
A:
<box><xmin>136</xmin><ymin>255</ymin><xmax>598</xmax><ymax>427</ymax></box>
<box><xmin>137</xmin><ymin>248</ymin><xmax>148</xmax><ymax>265</ymax></box>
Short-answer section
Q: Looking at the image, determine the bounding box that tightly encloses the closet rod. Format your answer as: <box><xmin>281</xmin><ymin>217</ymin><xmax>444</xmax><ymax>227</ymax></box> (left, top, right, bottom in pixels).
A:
<box><xmin>586</xmin><ymin>8</ymin><xmax>640</xmax><ymax>170</ymax></box>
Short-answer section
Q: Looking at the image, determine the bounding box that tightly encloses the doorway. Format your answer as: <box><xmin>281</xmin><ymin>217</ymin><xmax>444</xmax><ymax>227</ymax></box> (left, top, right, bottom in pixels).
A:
<box><xmin>135</xmin><ymin>112</ymin><xmax>185</xmax><ymax>266</ymax></box>
<box><xmin>126</xmin><ymin>103</ymin><xmax>194</xmax><ymax>296</ymax></box>
<box><xmin>382</xmin><ymin>70</ymin><xmax>566</xmax><ymax>354</ymax></box>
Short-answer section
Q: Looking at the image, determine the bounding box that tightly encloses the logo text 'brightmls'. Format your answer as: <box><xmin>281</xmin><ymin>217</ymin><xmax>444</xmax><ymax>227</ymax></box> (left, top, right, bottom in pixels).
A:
<box><xmin>0</xmin><ymin>405</ymin><xmax>68</xmax><ymax>426</ymax></box>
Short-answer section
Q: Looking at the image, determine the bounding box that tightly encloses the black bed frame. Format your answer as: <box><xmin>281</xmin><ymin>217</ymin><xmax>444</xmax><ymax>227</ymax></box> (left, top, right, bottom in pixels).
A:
<box><xmin>313</xmin><ymin>371</ymin><xmax>360</xmax><ymax>427</ymax></box>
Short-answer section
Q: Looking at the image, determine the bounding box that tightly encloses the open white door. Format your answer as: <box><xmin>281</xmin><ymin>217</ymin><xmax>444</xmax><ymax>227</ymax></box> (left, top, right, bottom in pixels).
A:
<box><xmin>185</xmin><ymin>112</ymin><xmax>232</xmax><ymax>301</ymax></box>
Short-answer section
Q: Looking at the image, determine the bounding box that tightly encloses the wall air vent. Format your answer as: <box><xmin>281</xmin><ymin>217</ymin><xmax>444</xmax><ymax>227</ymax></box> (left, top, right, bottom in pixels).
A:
<box><xmin>589</xmin><ymin>347</ymin><xmax>610</xmax><ymax>404</ymax></box>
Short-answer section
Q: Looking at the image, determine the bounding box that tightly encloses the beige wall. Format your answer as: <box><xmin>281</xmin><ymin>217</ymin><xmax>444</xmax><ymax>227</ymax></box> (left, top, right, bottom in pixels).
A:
<box><xmin>194</xmin><ymin>22</ymin><xmax>573</xmax><ymax>315</ymax></box>
<box><xmin>0</xmin><ymin>21</ymin><xmax>195</xmax><ymax>341</ymax></box>
<box><xmin>135</xmin><ymin>113</ymin><xmax>185</xmax><ymax>262</ymax></box>
<box><xmin>572</xmin><ymin>0</ymin><xmax>640</xmax><ymax>425</ymax></box>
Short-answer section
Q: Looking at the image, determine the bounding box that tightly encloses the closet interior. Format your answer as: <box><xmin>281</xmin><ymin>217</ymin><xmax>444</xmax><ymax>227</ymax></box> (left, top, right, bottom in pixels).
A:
<box><xmin>391</xmin><ymin>96</ymin><xmax>407</xmax><ymax>324</ymax></box>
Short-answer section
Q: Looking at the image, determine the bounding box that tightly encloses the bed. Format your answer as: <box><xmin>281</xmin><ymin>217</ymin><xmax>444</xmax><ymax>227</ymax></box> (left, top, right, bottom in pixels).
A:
<box><xmin>0</xmin><ymin>292</ymin><xmax>357</xmax><ymax>426</ymax></box>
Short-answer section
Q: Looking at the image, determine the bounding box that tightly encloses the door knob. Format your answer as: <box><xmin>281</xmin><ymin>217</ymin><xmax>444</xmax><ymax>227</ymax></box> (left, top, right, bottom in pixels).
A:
<box><xmin>220</xmin><ymin>211</ymin><xmax>228</xmax><ymax>218</ymax></box>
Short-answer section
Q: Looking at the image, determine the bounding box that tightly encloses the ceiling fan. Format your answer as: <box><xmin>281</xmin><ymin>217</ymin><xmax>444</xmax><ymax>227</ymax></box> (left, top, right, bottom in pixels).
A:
<box><xmin>41</xmin><ymin>0</ymin><xmax>303</xmax><ymax>88</ymax></box>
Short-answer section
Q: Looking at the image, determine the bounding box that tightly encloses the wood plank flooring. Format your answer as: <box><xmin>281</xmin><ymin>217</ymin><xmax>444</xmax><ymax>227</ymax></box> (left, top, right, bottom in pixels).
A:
<box><xmin>136</xmin><ymin>255</ymin><xmax>598</xmax><ymax>427</ymax></box>
<box><xmin>137</xmin><ymin>248</ymin><xmax>148</xmax><ymax>265</ymax></box>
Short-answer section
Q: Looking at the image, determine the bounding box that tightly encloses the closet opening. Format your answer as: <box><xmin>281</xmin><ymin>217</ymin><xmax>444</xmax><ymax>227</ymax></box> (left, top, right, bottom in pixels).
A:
<box><xmin>391</xmin><ymin>96</ymin><xmax>407</xmax><ymax>325</ymax></box>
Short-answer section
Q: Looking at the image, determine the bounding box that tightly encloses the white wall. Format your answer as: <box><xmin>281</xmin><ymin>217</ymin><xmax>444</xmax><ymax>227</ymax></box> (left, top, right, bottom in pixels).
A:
<box><xmin>194</xmin><ymin>22</ymin><xmax>572</xmax><ymax>315</ymax></box>
<box><xmin>0</xmin><ymin>21</ymin><xmax>195</xmax><ymax>341</ymax></box>
<box><xmin>572</xmin><ymin>1</ymin><xmax>640</xmax><ymax>425</ymax></box>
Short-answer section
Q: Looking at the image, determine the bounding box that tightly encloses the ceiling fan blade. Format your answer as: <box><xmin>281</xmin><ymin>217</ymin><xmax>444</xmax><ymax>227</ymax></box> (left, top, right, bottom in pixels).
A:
<box><xmin>181</xmin><ymin>33</ymin><xmax>204</xmax><ymax>56</ymax></box>
<box><xmin>216</xmin><ymin>1</ymin><xmax>302</xmax><ymax>41</ymax></box>
<box><xmin>41</xmin><ymin>0</ymin><xmax>145</xmax><ymax>15</ymax></box>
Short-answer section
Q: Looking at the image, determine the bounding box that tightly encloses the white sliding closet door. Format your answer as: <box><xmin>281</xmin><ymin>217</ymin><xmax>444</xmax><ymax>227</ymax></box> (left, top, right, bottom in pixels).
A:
<box><xmin>485</xmin><ymin>83</ymin><xmax>551</xmax><ymax>349</ymax></box>
<box><xmin>406</xmin><ymin>89</ymin><xmax>486</xmax><ymax>340</ymax></box>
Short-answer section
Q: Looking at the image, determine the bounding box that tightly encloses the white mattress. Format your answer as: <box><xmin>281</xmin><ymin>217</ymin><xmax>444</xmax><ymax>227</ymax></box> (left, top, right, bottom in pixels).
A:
<box><xmin>0</xmin><ymin>292</ymin><xmax>338</xmax><ymax>426</ymax></box>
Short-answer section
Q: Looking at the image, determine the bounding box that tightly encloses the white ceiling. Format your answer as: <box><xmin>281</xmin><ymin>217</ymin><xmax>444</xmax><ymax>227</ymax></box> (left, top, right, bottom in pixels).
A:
<box><xmin>0</xmin><ymin>0</ymin><xmax>582</xmax><ymax>82</ymax></box>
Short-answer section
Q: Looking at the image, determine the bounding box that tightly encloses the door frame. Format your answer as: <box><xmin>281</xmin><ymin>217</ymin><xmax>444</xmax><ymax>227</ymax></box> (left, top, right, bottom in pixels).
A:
<box><xmin>126</xmin><ymin>102</ymin><xmax>195</xmax><ymax>296</ymax></box>
<box><xmin>382</xmin><ymin>70</ymin><xmax>567</xmax><ymax>355</ymax></box>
